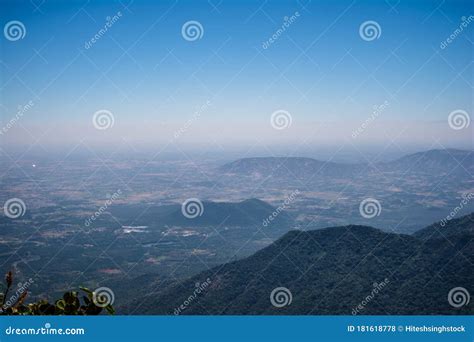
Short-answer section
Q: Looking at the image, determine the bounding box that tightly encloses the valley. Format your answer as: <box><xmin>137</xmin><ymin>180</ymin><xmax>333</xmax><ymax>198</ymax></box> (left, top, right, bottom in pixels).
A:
<box><xmin>0</xmin><ymin>148</ymin><xmax>473</xmax><ymax>314</ymax></box>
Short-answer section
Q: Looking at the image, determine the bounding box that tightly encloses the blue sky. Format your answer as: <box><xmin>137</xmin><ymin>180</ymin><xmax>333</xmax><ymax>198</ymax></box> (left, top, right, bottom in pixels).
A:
<box><xmin>0</xmin><ymin>0</ymin><xmax>472</xmax><ymax>148</ymax></box>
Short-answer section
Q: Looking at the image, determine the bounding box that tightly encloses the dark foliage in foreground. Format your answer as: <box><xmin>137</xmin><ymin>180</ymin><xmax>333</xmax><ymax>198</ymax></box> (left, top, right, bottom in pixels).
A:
<box><xmin>0</xmin><ymin>271</ymin><xmax>114</xmax><ymax>315</ymax></box>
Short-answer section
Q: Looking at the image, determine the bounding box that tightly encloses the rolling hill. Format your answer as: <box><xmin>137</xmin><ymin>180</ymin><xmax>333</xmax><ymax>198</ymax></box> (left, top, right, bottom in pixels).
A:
<box><xmin>109</xmin><ymin>198</ymin><xmax>293</xmax><ymax>228</ymax></box>
<box><xmin>414</xmin><ymin>212</ymin><xmax>474</xmax><ymax>241</ymax></box>
<box><xmin>135</xmin><ymin>213</ymin><xmax>473</xmax><ymax>315</ymax></box>
<box><xmin>218</xmin><ymin>149</ymin><xmax>473</xmax><ymax>178</ymax></box>
<box><xmin>382</xmin><ymin>149</ymin><xmax>474</xmax><ymax>175</ymax></box>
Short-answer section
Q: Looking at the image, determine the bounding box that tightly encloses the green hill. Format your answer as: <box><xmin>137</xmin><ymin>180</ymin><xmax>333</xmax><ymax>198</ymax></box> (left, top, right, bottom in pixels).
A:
<box><xmin>135</xmin><ymin>214</ymin><xmax>473</xmax><ymax>315</ymax></box>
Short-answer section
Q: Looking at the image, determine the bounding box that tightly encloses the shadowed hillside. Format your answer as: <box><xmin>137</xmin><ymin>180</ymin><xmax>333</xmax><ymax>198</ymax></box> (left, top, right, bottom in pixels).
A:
<box><xmin>135</xmin><ymin>214</ymin><xmax>473</xmax><ymax>315</ymax></box>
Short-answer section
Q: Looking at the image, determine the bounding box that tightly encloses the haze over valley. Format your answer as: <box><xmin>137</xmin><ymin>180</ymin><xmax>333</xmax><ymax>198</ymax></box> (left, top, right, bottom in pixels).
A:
<box><xmin>1</xmin><ymin>147</ymin><xmax>473</xmax><ymax>313</ymax></box>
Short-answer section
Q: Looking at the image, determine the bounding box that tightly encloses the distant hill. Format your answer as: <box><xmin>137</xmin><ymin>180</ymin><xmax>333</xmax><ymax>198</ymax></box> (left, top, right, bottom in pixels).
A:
<box><xmin>413</xmin><ymin>212</ymin><xmax>474</xmax><ymax>241</ymax></box>
<box><xmin>110</xmin><ymin>198</ymin><xmax>293</xmax><ymax>228</ymax></box>
<box><xmin>382</xmin><ymin>149</ymin><xmax>473</xmax><ymax>175</ymax></box>
<box><xmin>218</xmin><ymin>149</ymin><xmax>473</xmax><ymax>178</ymax></box>
<box><xmin>136</xmin><ymin>214</ymin><xmax>473</xmax><ymax>315</ymax></box>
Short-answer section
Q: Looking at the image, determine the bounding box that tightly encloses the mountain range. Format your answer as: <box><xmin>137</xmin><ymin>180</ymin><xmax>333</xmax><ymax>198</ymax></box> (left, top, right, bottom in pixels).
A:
<box><xmin>219</xmin><ymin>149</ymin><xmax>474</xmax><ymax>179</ymax></box>
<box><xmin>134</xmin><ymin>213</ymin><xmax>474</xmax><ymax>315</ymax></box>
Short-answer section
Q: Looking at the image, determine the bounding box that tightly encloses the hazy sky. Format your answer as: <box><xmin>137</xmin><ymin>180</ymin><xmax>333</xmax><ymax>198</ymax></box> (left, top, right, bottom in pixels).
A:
<box><xmin>0</xmin><ymin>0</ymin><xmax>472</xmax><ymax>150</ymax></box>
